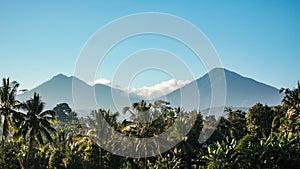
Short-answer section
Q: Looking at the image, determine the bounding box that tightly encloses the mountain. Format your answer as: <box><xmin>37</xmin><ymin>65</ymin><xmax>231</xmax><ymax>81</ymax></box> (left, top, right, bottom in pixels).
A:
<box><xmin>17</xmin><ymin>68</ymin><xmax>283</xmax><ymax>117</ymax></box>
<box><xmin>17</xmin><ymin>74</ymin><xmax>142</xmax><ymax>116</ymax></box>
<box><xmin>163</xmin><ymin>68</ymin><xmax>283</xmax><ymax>111</ymax></box>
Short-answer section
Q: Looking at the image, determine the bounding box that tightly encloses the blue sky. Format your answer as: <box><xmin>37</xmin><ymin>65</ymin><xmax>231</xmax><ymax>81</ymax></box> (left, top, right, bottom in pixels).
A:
<box><xmin>0</xmin><ymin>0</ymin><xmax>299</xmax><ymax>90</ymax></box>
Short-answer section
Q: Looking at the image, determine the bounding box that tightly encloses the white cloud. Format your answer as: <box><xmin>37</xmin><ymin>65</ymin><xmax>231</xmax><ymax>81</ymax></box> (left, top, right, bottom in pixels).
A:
<box><xmin>95</xmin><ymin>78</ymin><xmax>111</xmax><ymax>85</ymax></box>
<box><xmin>89</xmin><ymin>78</ymin><xmax>112</xmax><ymax>86</ymax></box>
<box><xmin>89</xmin><ymin>78</ymin><xmax>191</xmax><ymax>99</ymax></box>
<box><xmin>130</xmin><ymin>79</ymin><xmax>191</xmax><ymax>99</ymax></box>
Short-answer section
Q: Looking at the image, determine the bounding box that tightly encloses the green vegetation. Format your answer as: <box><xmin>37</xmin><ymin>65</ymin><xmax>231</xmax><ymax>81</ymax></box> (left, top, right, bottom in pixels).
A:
<box><xmin>0</xmin><ymin>77</ymin><xmax>300</xmax><ymax>168</ymax></box>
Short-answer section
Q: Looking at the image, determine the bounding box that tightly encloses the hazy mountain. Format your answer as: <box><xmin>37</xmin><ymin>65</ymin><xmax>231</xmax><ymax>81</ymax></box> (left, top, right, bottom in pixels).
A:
<box><xmin>17</xmin><ymin>68</ymin><xmax>283</xmax><ymax>117</ymax></box>
<box><xmin>17</xmin><ymin>74</ymin><xmax>74</xmax><ymax>108</ymax></box>
<box><xmin>17</xmin><ymin>74</ymin><xmax>142</xmax><ymax>116</ymax></box>
<box><xmin>164</xmin><ymin>68</ymin><xmax>283</xmax><ymax>111</ymax></box>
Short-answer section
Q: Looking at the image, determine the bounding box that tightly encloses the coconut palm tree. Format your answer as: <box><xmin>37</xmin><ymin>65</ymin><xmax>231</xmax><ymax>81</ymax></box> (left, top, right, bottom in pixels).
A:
<box><xmin>17</xmin><ymin>92</ymin><xmax>56</xmax><ymax>147</ymax></box>
<box><xmin>87</xmin><ymin>109</ymin><xmax>121</xmax><ymax>168</ymax></box>
<box><xmin>0</xmin><ymin>78</ymin><xmax>23</xmax><ymax>144</ymax></box>
<box><xmin>15</xmin><ymin>92</ymin><xmax>56</xmax><ymax>168</ymax></box>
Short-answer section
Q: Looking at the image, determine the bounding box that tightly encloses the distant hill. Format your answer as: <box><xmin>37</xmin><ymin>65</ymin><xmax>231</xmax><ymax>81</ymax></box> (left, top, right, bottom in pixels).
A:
<box><xmin>17</xmin><ymin>68</ymin><xmax>283</xmax><ymax>117</ymax></box>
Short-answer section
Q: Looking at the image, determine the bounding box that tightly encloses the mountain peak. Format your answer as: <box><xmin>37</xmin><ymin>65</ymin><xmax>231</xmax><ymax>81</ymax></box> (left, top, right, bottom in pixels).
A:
<box><xmin>209</xmin><ymin>67</ymin><xmax>234</xmax><ymax>74</ymax></box>
<box><xmin>52</xmin><ymin>73</ymin><xmax>69</xmax><ymax>80</ymax></box>
<box><xmin>209</xmin><ymin>67</ymin><xmax>226</xmax><ymax>72</ymax></box>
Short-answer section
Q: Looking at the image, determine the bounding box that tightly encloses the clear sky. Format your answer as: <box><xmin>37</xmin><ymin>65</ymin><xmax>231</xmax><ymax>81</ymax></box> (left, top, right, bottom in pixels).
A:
<box><xmin>1</xmin><ymin>0</ymin><xmax>300</xmax><ymax>90</ymax></box>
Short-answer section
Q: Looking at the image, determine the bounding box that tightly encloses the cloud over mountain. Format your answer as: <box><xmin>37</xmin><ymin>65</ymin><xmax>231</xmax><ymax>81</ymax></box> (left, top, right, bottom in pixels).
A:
<box><xmin>92</xmin><ymin>78</ymin><xmax>112</xmax><ymax>86</ymax></box>
<box><xmin>89</xmin><ymin>78</ymin><xmax>190</xmax><ymax>99</ymax></box>
<box><xmin>130</xmin><ymin>79</ymin><xmax>191</xmax><ymax>99</ymax></box>
<box><xmin>92</xmin><ymin>78</ymin><xmax>191</xmax><ymax>99</ymax></box>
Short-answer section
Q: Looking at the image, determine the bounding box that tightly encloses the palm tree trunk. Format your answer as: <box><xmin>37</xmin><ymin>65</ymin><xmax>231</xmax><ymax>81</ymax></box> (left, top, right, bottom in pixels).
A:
<box><xmin>1</xmin><ymin>115</ymin><xmax>8</xmax><ymax>144</ymax></box>
<box><xmin>99</xmin><ymin>146</ymin><xmax>102</xmax><ymax>168</ymax></box>
<box><xmin>25</xmin><ymin>138</ymin><xmax>34</xmax><ymax>169</ymax></box>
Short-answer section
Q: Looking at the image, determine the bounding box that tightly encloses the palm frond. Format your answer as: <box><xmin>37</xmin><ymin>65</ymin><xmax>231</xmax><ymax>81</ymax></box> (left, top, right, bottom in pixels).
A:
<box><xmin>40</xmin><ymin>127</ymin><xmax>54</xmax><ymax>143</ymax></box>
<box><xmin>39</xmin><ymin>110</ymin><xmax>56</xmax><ymax>117</ymax></box>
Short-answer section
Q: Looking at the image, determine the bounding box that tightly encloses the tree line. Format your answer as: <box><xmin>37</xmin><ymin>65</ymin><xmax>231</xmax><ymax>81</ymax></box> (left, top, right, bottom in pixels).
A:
<box><xmin>0</xmin><ymin>77</ymin><xmax>300</xmax><ymax>169</ymax></box>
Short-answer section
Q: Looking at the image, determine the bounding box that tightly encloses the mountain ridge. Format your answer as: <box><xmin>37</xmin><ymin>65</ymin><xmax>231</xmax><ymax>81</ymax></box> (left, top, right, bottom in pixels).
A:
<box><xmin>17</xmin><ymin>68</ymin><xmax>283</xmax><ymax>116</ymax></box>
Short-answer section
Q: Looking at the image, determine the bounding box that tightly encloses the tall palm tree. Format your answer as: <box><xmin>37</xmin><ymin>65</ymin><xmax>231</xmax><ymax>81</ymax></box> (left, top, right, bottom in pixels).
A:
<box><xmin>17</xmin><ymin>92</ymin><xmax>57</xmax><ymax>147</ymax></box>
<box><xmin>0</xmin><ymin>77</ymin><xmax>23</xmax><ymax>144</ymax></box>
<box><xmin>15</xmin><ymin>92</ymin><xmax>56</xmax><ymax>168</ymax></box>
<box><xmin>87</xmin><ymin>109</ymin><xmax>120</xmax><ymax>168</ymax></box>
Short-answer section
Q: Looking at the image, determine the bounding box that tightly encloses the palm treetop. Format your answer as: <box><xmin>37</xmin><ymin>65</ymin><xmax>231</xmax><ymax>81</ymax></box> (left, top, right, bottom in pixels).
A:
<box><xmin>0</xmin><ymin>78</ymin><xmax>22</xmax><ymax>144</ymax></box>
<box><xmin>15</xmin><ymin>92</ymin><xmax>57</xmax><ymax>146</ymax></box>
